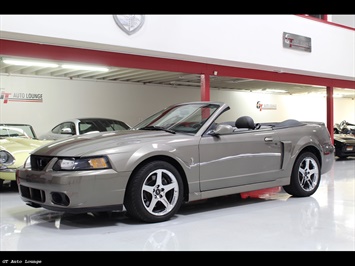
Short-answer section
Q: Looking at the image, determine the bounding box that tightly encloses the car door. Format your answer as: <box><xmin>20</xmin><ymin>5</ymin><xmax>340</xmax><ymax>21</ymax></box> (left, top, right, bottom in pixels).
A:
<box><xmin>199</xmin><ymin>128</ymin><xmax>282</xmax><ymax>191</ymax></box>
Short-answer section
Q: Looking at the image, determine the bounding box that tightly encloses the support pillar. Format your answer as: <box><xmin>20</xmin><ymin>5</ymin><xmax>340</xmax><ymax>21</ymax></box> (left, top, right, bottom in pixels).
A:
<box><xmin>200</xmin><ymin>74</ymin><xmax>210</xmax><ymax>101</ymax></box>
<box><xmin>326</xmin><ymin>86</ymin><xmax>334</xmax><ymax>144</ymax></box>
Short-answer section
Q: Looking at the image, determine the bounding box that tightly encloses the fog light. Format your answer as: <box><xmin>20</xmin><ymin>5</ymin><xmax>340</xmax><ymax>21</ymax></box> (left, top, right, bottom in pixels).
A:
<box><xmin>51</xmin><ymin>192</ymin><xmax>70</xmax><ymax>206</ymax></box>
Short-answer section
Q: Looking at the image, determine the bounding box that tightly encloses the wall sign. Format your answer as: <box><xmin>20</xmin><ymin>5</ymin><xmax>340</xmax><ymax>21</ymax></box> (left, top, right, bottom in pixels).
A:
<box><xmin>256</xmin><ymin>101</ymin><xmax>277</xmax><ymax>111</ymax></box>
<box><xmin>113</xmin><ymin>15</ymin><xmax>145</xmax><ymax>35</ymax></box>
<box><xmin>283</xmin><ymin>32</ymin><xmax>312</xmax><ymax>52</ymax></box>
<box><xmin>0</xmin><ymin>90</ymin><xmax>43</xmax><ymax>104</ymax></box>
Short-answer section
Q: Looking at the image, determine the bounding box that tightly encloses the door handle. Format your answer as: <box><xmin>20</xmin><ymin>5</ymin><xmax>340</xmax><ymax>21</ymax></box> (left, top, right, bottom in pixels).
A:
<box><xmin>264</xmin><ymin>137</ymin><xmax>273</xmax><ymax>142</ymax></box>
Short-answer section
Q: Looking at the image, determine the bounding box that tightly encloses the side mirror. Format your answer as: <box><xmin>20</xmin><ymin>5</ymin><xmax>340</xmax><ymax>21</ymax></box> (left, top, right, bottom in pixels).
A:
<box><xmin>208</xmin><ymin>124</ymin><xmax>234</xmax><ymax>136</ymax></box>
<box><xmin>61</xmin><ymin>128</ymin><xmax>73</xmax><ymax>135</ymax></box>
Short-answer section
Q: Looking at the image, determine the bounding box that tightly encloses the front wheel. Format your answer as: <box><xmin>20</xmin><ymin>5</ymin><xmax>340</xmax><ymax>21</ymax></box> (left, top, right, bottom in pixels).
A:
<box><xmin>283</xmin><ymin>152</ymin><xmax>321</xmax><ymax>197</ymax></box>
<box><xmin>124</xmin><ymin>161</ymin><xmax>184</xmax><ymax>223</ymax></box>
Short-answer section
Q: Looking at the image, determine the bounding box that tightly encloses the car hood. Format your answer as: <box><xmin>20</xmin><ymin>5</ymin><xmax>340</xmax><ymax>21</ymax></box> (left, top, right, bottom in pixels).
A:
<box><xmin>0</xmin><ymin>138</ymin><xmax>53</xmax><ymax>155</ymax></box>
<box><xmin>32</xmin><ymin>130</ymin><xmax>191</xmax><ymax>157</ymax></box>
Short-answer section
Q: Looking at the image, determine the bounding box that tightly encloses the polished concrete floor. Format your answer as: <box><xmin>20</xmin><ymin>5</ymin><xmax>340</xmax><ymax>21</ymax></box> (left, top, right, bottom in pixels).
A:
<box><xmin>1</xmin><ymin>157</ymin><xmax>354</xmax><ymax>252</ymax></box>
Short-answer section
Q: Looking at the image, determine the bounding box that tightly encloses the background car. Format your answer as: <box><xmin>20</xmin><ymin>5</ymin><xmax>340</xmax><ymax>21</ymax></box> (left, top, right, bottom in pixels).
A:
<box><xmin>334</xmin><ymin>134</ymin><xmax>355</xmax><ymax>158</ymax></box>
<box><xmin>16</xmin><ymin>101</ymin><xmax>335</xmax><ymax>223</ymax></box>
<box><xmin>334</xmin><ymin>120</ymin><xmax>355</xmax><ymax>134</ymax></box>
<box><xmin>0</xmin><ymin>124</ymin><xmax>52</xmax><ymax>190</ymax></box>
<box><xmin>39</xmin><ymin>118</ymin><xmax>131</xmax><ymax>140</ymax></box>
<box><xmin>334</xmin><ymin>120</ymin><xmax>355</xmax><ymax>159</ymax></box>
<box><xmin>333</xmin><ymin>120</ymin><xmax>355</xmax><ymax>158</ymax></box>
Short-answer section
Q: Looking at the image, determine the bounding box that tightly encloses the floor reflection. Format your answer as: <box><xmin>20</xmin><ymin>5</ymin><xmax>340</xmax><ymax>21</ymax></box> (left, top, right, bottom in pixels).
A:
<box><xmin>1</xmin><ymin>158</ymin><xmax>354</xmax><ymax>251</ymax></box>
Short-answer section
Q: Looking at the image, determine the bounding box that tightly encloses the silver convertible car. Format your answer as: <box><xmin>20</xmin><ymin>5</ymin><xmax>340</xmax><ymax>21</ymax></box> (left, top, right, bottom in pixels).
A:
<box><xmin>16</xmin><ymin>101</ymin><xmax>335</xmax><ymax>223</ymax></box>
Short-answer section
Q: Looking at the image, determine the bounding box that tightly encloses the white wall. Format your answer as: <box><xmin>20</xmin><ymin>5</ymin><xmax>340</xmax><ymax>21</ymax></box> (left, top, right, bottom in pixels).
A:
<box><xmin>0</xmin><ymin>75</ymin><xmax>199</xmax><ymax>135</ymax></box>
<box><xmin>212</xmin><ymin>90</ymin><xmax>328</xmax><ymax>123</ymax></box>
<box><xmin>328</xmin><ymin>15</ymin><xmax>355</xmax><ymax>28</ymax></box>
<box><xmin>1</xmin><ymin>75</ymin><xmax>353</xmax><ymax>137</ymax></box>
<box><xmin>1</xmin><ymin>15</ymin><xmax>354</xmax><ymax>81</ymax></box>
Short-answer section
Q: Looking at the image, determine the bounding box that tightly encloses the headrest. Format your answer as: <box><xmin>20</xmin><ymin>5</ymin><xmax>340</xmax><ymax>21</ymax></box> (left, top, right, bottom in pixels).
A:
<box><xmin>235</xmin><ymin>116</ymin><xmax>255</xmax><ymax>129</ymax></box>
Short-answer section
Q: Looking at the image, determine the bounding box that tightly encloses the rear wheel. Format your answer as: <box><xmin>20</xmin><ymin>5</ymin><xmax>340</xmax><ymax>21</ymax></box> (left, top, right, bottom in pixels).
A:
<box><xmin>283</xmin><ymin>152</ymin><xmax>321</xmax><ymax>197</ymax></box>
<box><xmin>124</xmin><ymin>161</ymin><xmax>184</xmax><ymax>223</ymax></box>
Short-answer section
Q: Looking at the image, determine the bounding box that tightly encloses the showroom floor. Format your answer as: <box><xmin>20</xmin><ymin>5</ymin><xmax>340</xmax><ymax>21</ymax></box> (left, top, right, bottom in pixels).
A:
<box><xmin>1</xmin><ymin>157</ymin><xmax>354</xmax><ymax>252</ymax></box>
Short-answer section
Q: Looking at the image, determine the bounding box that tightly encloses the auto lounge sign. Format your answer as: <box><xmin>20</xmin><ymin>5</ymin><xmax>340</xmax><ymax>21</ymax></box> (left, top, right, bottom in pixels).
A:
<box><xmin>283</xmin><ymin>32</ymin><xmax>312</xmax><ymax>52</ymax></box>
<box><xmin>0</xmin><ymin>90</ymin><xmax>43</xmax><ymax>104</ymax></box>
<box><xmin>256</xmin><ymin>101</ymin><xmax>277</xmax><ymax>111</ymax></box>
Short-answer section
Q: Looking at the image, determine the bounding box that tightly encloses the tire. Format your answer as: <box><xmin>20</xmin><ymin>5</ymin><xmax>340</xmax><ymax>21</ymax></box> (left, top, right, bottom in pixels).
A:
<box><xmin>338</xmin><ymin>156</ymin><xmax>348</xmax><ymax>159</ymax></box>
<box><xmin>10</xmin><ymin>181</ymin><xmax>19</xmax><ymax>191</ymax></box>
<box><xmin>124</xmin><ymin>161</ymin><xmax>184</xmax><ymax>223</ymax></box>
<box><xmin>283</xmin><ymin>152</ymin><xmax>321</xmax><ymax>197</ymax></box>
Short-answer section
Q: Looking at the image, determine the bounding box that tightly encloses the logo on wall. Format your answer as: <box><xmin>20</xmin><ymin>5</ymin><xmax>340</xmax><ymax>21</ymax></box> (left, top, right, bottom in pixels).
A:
<box><xmin>283</xmin><ymin>32</ymin><xmax>312</xmax><ymax>53</ymax></box>
<box><xmin>0</xmin><ymin>91</ymin><xmax>43</xmax><ymax>104</ymax></box>
<box><xmin>256</xmin><ymin>101</ymin><xmax>277</xmax><ymax>111</ymax></box>
<box><xmin>113</xmin><ymin>15</ymin><xmax>145</xmax><ymax>35</ymax></box>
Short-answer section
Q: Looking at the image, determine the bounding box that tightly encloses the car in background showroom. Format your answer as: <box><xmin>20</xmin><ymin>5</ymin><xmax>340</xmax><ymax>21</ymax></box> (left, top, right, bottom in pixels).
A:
<box><xmin>334</xmin><ymin>120</ymin><xmax>355</xmax><ymax>134</ymax></box>
<box><xmin>333</xmin><ymin>120</ymin><xmax>355</xmax><ymax>158</ymax></box>
<box><xmin>39</xmin><ymin>118</ymin><xmax>131</xmax><ymax>140</ymax></box>
<box><xmin>16</xmin><ymin>101</ymin><xmax>335</xmax><ymax>223</ymax></box>
<box><xmin>0</xmin><ymin>124</ymin><xmax>52</xmax><ymax>190</ymax></box>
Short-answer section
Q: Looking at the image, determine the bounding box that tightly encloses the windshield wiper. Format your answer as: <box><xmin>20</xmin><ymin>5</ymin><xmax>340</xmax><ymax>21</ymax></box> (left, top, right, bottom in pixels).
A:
<box><xmin>139</xmin><ymin>126</ymin><xmax>176</xmax><ymax>134</ymax></box>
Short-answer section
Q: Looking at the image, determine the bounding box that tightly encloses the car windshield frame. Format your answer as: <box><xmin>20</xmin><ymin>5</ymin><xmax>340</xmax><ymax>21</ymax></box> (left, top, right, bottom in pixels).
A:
<box><xmin>133</xmin><ymin>102</ymin><xmax>220</xmax><ymax>134</ymax></box>
<box><xmin>0</xmin><ymin>124</ymin><xmax>37</xmax><ymax>139</ymax></box>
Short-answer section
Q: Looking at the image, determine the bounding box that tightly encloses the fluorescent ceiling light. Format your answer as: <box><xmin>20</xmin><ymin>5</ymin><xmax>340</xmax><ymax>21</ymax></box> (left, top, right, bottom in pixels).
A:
<box><xmin>308</xmin><ymin>92</ymin><xmax>344</xmax><ymax>98</ymax></box>
<box><xmin>253</xmin><ymin>89</ymin><xmax>288</xmax><ymax>93</ymax></box>
<box><xmin>226</xmin><ymin>79</ymin><xmax>254</xmax><ymax>84</ymax></box>
<box><xmin>310</xmin><ymin>85</ymin><xmax>325</xmax><ymax>88</ymax></box>
<box><xmin>2</xmin><ymin>58</ymin><xmax>59</xmax><ymax>68</ymax></box>
<box><xmin>61</xmin><ymin>64</ymin><xmax>109</xmax><ymax>72</ymax></box>
<box><xmin>265</xmin><ymin>89</ymin><xmax>288</xmax><ymax>93</ymax></box>
<box><xmin>2</xmin><ymin>58</ymin><xmax>109</xmax><ymax>72</ymax></box>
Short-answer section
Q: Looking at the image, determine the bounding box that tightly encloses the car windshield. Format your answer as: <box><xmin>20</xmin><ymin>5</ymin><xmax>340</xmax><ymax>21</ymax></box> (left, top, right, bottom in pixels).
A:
<box><xmin>0</xmin><ymin>124</ymin><xmax>36</xmax><ymax>139</ymax></box>
<box><xmin>134</xmin><ymin>103</ymin><xmax>220</xmax><ymax>134</ymax></box>
<box><xmin>78</xmin><ymin>119</ymin><xmax>130</xmax><ymax>135</ymax></box>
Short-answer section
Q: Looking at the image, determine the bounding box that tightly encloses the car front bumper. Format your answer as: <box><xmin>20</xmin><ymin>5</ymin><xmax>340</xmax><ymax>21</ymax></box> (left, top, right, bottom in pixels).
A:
<box><xmin>334</xmin><ymin>141</ymin><xmax>355</xmax><ymax>158</ymax></box>
<box><xmin>16</xmin><ymin>168</ymin><xmax>131</xmax><ymax>213</ymax></box>
<box><xmin>0</xmin><ymin>168</ymin><xmax>16</xmax><ymax>181</ymax></box>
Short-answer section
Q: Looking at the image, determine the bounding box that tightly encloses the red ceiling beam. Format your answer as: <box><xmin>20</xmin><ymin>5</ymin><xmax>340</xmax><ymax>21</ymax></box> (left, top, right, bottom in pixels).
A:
<box><xmin>1</xmin><ymin>39</ymin><xmax>354</xmax><ymax>90</ymax></box>
<box><xmin>206</xmin><ymin>64</ymin><xmax>355</xmax><ymax>89</ymax></box>
<box><xmin>0</xmin><ymin>39</ymin><xmax>201</xmax><ymax>73</ymax></box>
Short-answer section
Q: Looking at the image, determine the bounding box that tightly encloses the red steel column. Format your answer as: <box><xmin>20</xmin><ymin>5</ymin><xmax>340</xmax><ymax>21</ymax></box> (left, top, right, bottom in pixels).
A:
<box><xmin>326</xmin><ymin>86</ymin><xmax>334</xmax><ymax>144</ymax></box>
<box><xmin>200</xmin><ymin>74</ymin><xmax>210</xmax><ymax>101</ymax></box>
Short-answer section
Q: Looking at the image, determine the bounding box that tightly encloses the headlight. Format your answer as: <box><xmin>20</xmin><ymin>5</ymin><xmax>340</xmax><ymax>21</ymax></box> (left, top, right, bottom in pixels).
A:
<box><xmin>24</xmin><ymin>156</ymin><xmax>31</xmax><ymax>168</ymax></box>
<box><xmin>0</xmin><ymin>150</ymin><xmax>15</xmax><ymax>167</ymax></box>
<box><xmin>53</xmin><ymin>156</ymin><xmax>111</xmax><ymax>171</ymax></box>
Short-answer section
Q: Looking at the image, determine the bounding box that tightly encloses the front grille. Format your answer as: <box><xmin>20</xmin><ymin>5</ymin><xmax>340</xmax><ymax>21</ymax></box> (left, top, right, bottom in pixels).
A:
<box><xmin>20</xmin><ymin>185</ymin><xmax>46</xmax><ymax>203</ymax></box>
<box><xmin>31</xmin><ymin>155</ymin><xmax>53</xmax><ymax>171</ymax></box>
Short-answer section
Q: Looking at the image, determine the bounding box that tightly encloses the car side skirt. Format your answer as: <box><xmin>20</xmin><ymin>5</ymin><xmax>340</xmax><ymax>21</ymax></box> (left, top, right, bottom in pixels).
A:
<box><xmin>188</xmin><ymin>177</ymin><xmax>290</xmax><ymax>202</ymax></box>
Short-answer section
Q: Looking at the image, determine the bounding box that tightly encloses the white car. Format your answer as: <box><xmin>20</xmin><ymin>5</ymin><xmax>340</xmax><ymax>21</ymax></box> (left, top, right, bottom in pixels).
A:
<box><xmin>0</xmin><ymin>124</ymin><xmax>52</xmax><ymax>189</ymax></box>
<box><xmin>40</xmin><ymin>118</ymin><xmax>131</xmax><ymax>140</ymax></box>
